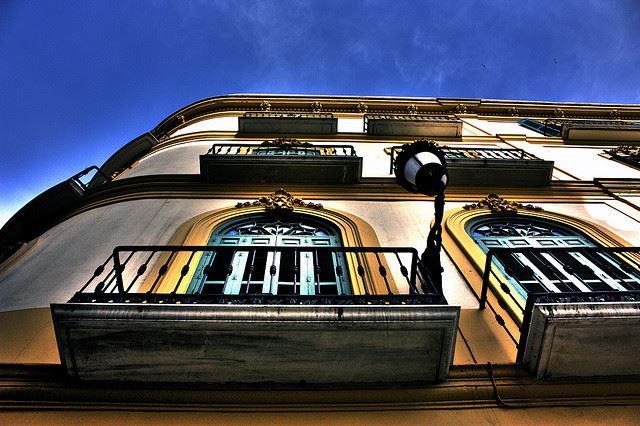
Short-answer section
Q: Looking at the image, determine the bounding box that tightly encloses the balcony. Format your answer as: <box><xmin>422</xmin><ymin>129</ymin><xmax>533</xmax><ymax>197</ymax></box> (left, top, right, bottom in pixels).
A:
<box><xmin>388</xmin><ymin>146</ymin><xmax>554</xmax><ymax>186</ymax></box>
<box><xmin>51</xmin><ymin>245</ymin><xmax>459</xmax><ymax>385</ymax></box>
<box><xmin>603</xmin><ymin>146</ymin><xmax>640</xmax><ymax>171</ymax></box>
<box><xmin>365</xmin><ymin>114</ymin><xmax>462</xmax><ymax>137</ymax></box>
<box><xmin>238</xmin><ymin>112</ymin><xmax>338</xmax><ymax>135</ymax></box>
<box><xmin>521</xmin><ymin>118</ymin><xmax>640</xmax><ymax>144</ymax></box>
<box><xmin>200</xmin><ymin>139</ymin><xmax>362</xmax><ymax>184</ymax></box>
<box><xmin>478</xmin><ymin>246</ymin><xmax>640</xmax><ymax>379</ymax></box>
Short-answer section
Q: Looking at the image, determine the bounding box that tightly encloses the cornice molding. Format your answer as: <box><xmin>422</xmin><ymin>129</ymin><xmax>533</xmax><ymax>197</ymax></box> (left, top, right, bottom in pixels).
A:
<box><xmin>1</xmin><ymin>364</ymin><xmax>639</xmax><ymax>411</ymax></box>
<box><xmin>0</xmin><ymin>174</ymin><xmax>618</xmax><ymax>267</ymax></box>
<box><xmin>152</xmin><ymin>94</ymin><xmax>640</xmax><ymax>139</ymax></box>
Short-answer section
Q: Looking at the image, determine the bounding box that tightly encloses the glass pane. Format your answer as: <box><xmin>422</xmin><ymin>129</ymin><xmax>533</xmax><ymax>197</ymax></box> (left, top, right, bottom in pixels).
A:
<box><xmin>277</xmin><ymin>251</ymin><xmax>299</xmax><ymax>283</ymax></box>
<box><xmin>241</xmin><ymin>250</ymin><xmax>268</xmax><ymax>281</ymax></box>
<box><xmin>317</xmin><ymin>251</ymin><xmax>337</xmax><ymax>282</ymax></box>
<box><xmin>205</xmin><ymin>250</ymin><xmax>234</xmax><ymax>282</ymax></box>
<box><xmin>190</xmin><ymin>214</ymin><xmax>349</xmax><ymax>296</ymax></box>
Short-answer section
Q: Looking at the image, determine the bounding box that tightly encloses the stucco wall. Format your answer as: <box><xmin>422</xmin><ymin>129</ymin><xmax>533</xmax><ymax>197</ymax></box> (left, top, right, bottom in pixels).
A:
<box><xmin>2</xmin><ymin>195</ymin><xmax>638</xmax><ymax>313</ymax></box>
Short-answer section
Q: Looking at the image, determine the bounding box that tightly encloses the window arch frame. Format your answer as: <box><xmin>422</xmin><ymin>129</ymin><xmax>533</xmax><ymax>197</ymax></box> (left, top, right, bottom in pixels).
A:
<box><xmin>186</xmin><ymin>213</ymin><xmax>350</xmax><ymax>296</ymax></box>
<box><xmin>139</xmin><ymin>204</ymin><xmax>398</xmax><ymax>296</ymax></box>
<box><xmin>444</xmin><ymin>207</ymin><xmax>636</xmax><ymax>323</ymax></box>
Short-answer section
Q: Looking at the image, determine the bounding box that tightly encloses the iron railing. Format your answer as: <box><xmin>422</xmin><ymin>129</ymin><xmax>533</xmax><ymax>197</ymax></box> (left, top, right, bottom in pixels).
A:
<box><xmin>70</xmin><ymin>245</ymin><xmax>446</xmax><ymax>305</ymax></box>
<box><xmin>387</xmin><ymin>146</ymin><xmax>542</xmax><ymax>174</ymax></box>
<box><xmin>68</xmin><ymin>166</ymin><xmax>110</xmax><ymax>194</ymax></box>
<box><xmin>547</xmin><ymin>119</ymin><xmax>640</xmax><ymax>129</ymax></box>
<box><xmin>477</xmin><ymin>246</ymin><xmax>640</xmax><ymax>361</ymax></box>
<box><xmin>364</xmin><ymin>114</ymin><xmax>458</xmax><ymax>133</ymax></box>
<box><xmin>207</xmin><ymin>143</ymin><xmax>357</xmax><ymax>157</ymax></box>
<box><xmin>243</xmin><ymin>112</ymin><xmax>334</xmax><ymax>119</ymax></box>
<box><xmin>605</xmin><ymin>148</ymin><xmax>640</xmax><ymax>171</ymax></box>
<box><xmin>520</xmin><ymin>118</ymin><xmax>640</xmax><ymax>137</ymax></box>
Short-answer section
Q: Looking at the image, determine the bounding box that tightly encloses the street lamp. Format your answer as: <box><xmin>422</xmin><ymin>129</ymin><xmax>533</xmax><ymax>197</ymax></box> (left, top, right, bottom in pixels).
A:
<box><xmin>393</xmin><ymin>139</ymin><xmax>448</xmax><ymax>294</ymax></box>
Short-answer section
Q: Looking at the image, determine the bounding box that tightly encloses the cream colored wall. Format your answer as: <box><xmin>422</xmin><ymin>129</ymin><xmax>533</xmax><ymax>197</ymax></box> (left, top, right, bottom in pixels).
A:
<box><xmin>518</xmin><ymin>144</ymin><xmax>640</xmax><ymax>180</ymax></box>
<box><xmin>116</xmin><ymin>137</ymin><xmax>539</xmax><ymax>180</ymax></box>
<box><xmin>464</xmin><ymin>118</ymin><xmax>541</xmax><ymax>137</ymax></box>
<box><xmin>0</xmin><ymin>198</ymin><xmax>484</xmax><ymax>312</ymax></box>
<box><xmin>5</xmin><ymin>195</ymin><xmax>637</xmax><ymax>313</ymax></box>
<box><xmin>128</xmin><ymin>115</ymin><xmax>640</xmax><ymax>181</ymax></box>
<box><xmin>117</xmin><ymin>140</ymin><xmax>213</xmax><ymax>178</ymax></box>
<box><xmin>328</xmin><ymin>200</ymin><xmax>477</xmax><ymax>308</ymax></box>
<box><xmin>337</xmin><ymin>117</ymin><xmax>363</xmax><ymax>133</ymax></box>
<box><xmin>117</xmin><ymin>139</ymin><xmax>398</xmax><ymax>178</ymax></box>
<box><xmin>0</xmin><ymin>199</ymin><xmax>228</xmax><ymax>312</ymax></box>
<box><xmin>170</xmin><ymin>116</ymin><xmax>363</xmax><ymax>137</ymax></box>
<box><xmin>170</xmin><ymin>116</ymin><xmax>238</xmax><ymax>136</ymax></box>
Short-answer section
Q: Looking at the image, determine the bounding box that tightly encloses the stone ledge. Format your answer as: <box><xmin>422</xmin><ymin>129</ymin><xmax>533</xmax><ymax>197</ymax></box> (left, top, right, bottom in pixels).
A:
<box><xmin>51</xmin><ymin>303</ymin><xmax>459</xmax><ymax>385</ymax></box>
<box><xmin>523</xmin><ymin>302</ymin><xmax>640</xmax><ymax>379</ymax></box>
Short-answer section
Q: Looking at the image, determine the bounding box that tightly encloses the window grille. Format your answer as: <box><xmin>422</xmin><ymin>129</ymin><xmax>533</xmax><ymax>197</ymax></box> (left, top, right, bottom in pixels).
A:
<box><xmin>469</xmin><ymin>217</ymin><xmax>640</xmax><ymax>299</ymax></box>
<box><xmin>188</xmin><ymin>217</ymin><xmax>350</xmax><ymax>296</ymax></box>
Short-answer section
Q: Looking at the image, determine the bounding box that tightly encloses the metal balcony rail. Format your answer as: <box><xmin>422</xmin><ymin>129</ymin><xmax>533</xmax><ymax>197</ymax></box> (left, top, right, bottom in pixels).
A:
<box><xmin>605</xmin><ymin>147</ymin><xmax>640</xmax><ymax>171</ymax></box>
<box><xmin>243</xmin><ymin>112</ymin><xmax>334</xmax><ymax>119</ymax></box>
<box><xmin>364</xmin><ymin>114</ymin><xmax>458</xmax><ymax>133</ymax></box>
<box><xmin>207</xmin><ymin>143</ymin><xmax>357</xmax><ymax>157</ymax></box>
<box><xmin>387</xmin><ymin>146</ymin><xmax>541</xmax><ymax>174</ymax></box>
<box><xmin>521</xmin><ymin>118</ymin><xmax>640</xmax><ymax>137</ymax></box>
<box><xmin>71</xmin><ymin>245</ymin><xmax>446</xmax><ymax>305</ymax></box>
<box><xmin>477</xmin><ymin>246</ymin><xmax>640</xmax><ymax>360</ymax></box>
<box><xmin>68</xmin><ymin>166</ymin><xmax>111</xmax><ymax>194</ymax></box>
<box><xmin>518</xmin><ymin>118</ymin><xmax>562</xmax><ymax>137</ymax></box>
<box><xmin>547</xmin><ymin>119</ymin><xmax>640</xmax><ymax>129</ymax></box>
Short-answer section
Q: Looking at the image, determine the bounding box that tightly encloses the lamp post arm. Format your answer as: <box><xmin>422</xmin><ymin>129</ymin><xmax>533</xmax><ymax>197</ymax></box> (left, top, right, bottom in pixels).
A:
<box><xmin>421</xmin><ymin>192</ymin><xmax>445</xmax><ymax>295</ymax></box>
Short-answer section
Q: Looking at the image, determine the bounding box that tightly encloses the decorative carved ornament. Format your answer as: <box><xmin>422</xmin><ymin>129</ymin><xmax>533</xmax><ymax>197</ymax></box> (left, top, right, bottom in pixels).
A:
<box><xmin>553</xmin><ymin>108</ymin><xmax>565</xmax><ymax>118</ymax></box>
<box><xmin>311</xmin><ymin>101</ymin><xmax>322</xmax><ymax>113</ymax></box>
<box><xmin>508</xmin><ymin>107</ymin><xmax>519</xmax><ymax>117</ymax></box>
<box><xmin>260</xmin><ymin>138</ymin><xmax>313</xmax><ymax>148</ymax></box>
<box><xmin>609</xmin><ymin>109</ymin><xmax>620</xmax><ymax>119</ymax></box>
<box><xmin>463</xmin><ymin>193</ymin><xmax>543</xmax><ymax>214</ymax></box>
<box><xmin>357</xmin><ymin>102</ymin><xmax>368</xmax><ymax>113</ymax></box>
<box><xmin>236</xmin><ymin>189</ymin><xmax>323</xmax><ymax>212</ymax></box>
<box><xmin>384</xmin><ymin>141</ymin><xmax>448</xmax><ymax>157</ymax></box>
<box><xmin>610</xmin><ymin>145</ymin><xmax>640</xmax><ymax>157</ymax></box>
<box><xmin>455</xmin><ymin>104</ymin><xmax>468</xmax><ymax>114</ymax></box>
<box><xmin>260</xmin><ymin>100</ymin><xmax>271</xmax><ymax>111</ymax></box>
<box><xmin>407</xmin><ymin>104</ymin><xmax>418</xmax><ymax>114</ymax></box>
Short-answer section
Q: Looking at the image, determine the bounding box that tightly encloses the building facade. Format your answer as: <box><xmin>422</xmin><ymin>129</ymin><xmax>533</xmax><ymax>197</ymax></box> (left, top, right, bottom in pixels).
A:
<box><xmin>1</xmin><ymin>94</ymin><xmax>640</xmax><ymax>423</ymax></box>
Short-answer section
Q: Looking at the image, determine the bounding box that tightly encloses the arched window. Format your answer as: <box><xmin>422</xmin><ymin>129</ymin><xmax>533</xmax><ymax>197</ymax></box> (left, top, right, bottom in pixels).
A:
<box><xmin>468</xmin><ymin>216</ymin><xmax>640</xmax><ymax>299</ymax></box>
<box><xmin>187</xmin><ymin>215</ymin><xmax>350</xmax><ymax>295</ymax></box>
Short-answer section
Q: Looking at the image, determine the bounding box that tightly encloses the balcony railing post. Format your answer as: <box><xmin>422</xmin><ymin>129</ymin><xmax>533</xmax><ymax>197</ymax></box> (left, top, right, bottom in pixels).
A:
<box><xmin>479</xmin><ymin>250</ymin><xmax>494</xmax><ymax>310</ymax></box>
<box><xmin>113</xmin><ymin>248</ymin><xmax>125</xmax><ymax>294</ymax></box>
<box><xmin>73</xmin><ymin>245</ymin><xmax>448</xmax><ymax>305</ymax></box>
<box><xmin>517</xmin><ymin>293</ymin><xmax>540</xmax><ymax>362</ymax></box>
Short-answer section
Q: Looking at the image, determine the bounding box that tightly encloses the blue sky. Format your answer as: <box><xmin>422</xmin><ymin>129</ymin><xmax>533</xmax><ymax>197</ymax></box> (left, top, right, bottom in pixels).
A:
<box><xmin>1</xmin><ymin>0</ymin><xmax>640</xmax><ymax>226</ymax></box>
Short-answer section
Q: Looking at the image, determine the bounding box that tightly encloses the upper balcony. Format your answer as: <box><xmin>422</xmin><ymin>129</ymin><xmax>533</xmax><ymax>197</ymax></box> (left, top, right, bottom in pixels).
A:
<box><xmin>238</xmin><ymin>112</ymin><xmax>338</xmax><ymax>135</ymax></box>
<box><xmin>51</xmin><ymin>244</ymin><xmax>458</xmax><ymax>386</ymax></box>
<box><xmin>520</xmin><ymin>118</ymin><xmax>640</xmax><ymax>144</ymax></box>
<box><xmin>364</xmin><ymin>114</ymin><xmax>462</xmax><ymax>138</ymax></box>
<box><xmin>603</xmin><ymin>146</ymin><xmax>640</xmax><ymax>171</ymax></box>
<box><xmin>200</xmin><ymin>138</ymin><xmax>362</xmax><ymax>184</ymax></box>
<box><xmin>478</xmin><ymin>245</ymin><xmax>640</xmax><ymax>379</ymax></box>
<box><xmin>388</xmin><ymin>146</ymin><xmax>554</xmax><ymax>186</ymax></box>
